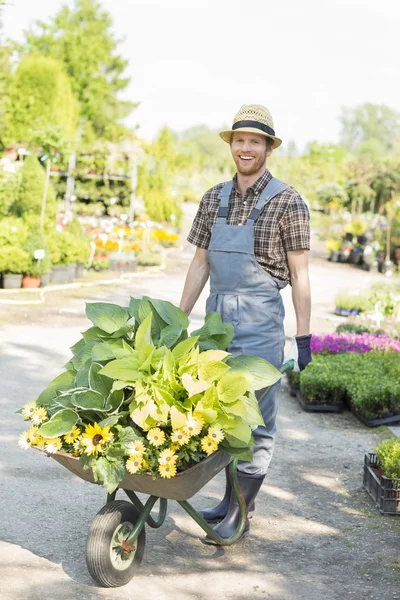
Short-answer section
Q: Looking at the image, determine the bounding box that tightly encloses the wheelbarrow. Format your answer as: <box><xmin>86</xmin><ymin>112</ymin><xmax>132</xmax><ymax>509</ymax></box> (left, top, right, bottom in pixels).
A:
<box><xmin>46</xmin><ymin>360</ymin><xmax>294</xmax><ymax>588</ymax></box>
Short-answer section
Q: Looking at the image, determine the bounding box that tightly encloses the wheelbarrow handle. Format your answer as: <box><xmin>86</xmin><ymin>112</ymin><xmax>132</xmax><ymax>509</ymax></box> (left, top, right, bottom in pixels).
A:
<box><xmin>280</xmin><ymin>359</ymin><xmax>295</xmax><ymax>374</ymax></box>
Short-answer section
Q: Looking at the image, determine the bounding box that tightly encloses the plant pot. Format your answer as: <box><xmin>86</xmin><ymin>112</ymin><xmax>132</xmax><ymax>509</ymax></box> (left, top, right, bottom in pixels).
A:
<box><xmin>335</xmin><ymin>307</ymin><xmax>350</xmax><ymax>316</ymax></box>
<box><xmin>2</xmin><ymin>273</ymin><xmax>22</xmax><ymax>289</ymax></box>
<box><xmin>351</xmin><ymin>407</ymin><xmax>400</xmax><ymax>427</ymax></box>
<box><xmin>40</xmin><ymin>272</ymin><xmax>51</xmax><ymax>287</ymax></box>
<box><xmin>363</xmin><ymin>453</ymin><xmax>400</xmax><ymax>515</ymax></box>
<box><xmin>75</xmin><ymin>264</ymin><xmax>86</xmax><ymax>279</ymax></box>
<box><xmin>21</xmin><ymin>274</ymin><xmax>41</xmax><ymax>288</ymax></box>
<box><xmin>50</xmin><ymin>266</ymin><xmax>70</xmax><ymax>284</ymax></box>
<box><xmin>328</xmin><ymin>250</ymin><xmax>339</xmax><ymax>262</ymax></box>
<box><xmin>296</xmin><ymin>390</ymin><xmax>345</xmax><ymax>413</ymax></box>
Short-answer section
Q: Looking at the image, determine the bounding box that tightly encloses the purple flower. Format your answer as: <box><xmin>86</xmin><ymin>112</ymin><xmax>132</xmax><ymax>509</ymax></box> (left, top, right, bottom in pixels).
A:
<box><xmin>311</xmin><ymin>333</ymin><xmax>400</xmax><ymax>355</ymax></box>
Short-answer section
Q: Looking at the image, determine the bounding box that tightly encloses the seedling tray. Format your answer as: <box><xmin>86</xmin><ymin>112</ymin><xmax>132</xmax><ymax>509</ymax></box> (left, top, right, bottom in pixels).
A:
<box><xmin>296</xmin><ymin>390</ymin><xmax>345</xmax><ymax>413</ymax></box>
<box><xmin>363</xmin><ymin>453</ymin><xmax>400</xmax><ymax>515</ymax></box>
<box><xmin>352</xmin><ymin>409</ymin><xmax>400</xmax><ymax>428</ymax></box>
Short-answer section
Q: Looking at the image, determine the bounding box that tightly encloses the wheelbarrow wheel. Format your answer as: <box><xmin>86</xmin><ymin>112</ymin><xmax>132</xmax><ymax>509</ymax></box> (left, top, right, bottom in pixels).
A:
<box><xmin>86</xmin><ymin>500</ymin><xmax>145</xmax><ymax>588</ymax></box>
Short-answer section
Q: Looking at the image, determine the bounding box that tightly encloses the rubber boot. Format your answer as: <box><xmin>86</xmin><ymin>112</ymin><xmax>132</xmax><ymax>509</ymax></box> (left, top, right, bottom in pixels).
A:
<box><xmin>201</xmin><ymin>467</ymin><xmax>255</xmax><ymax>524</ymax></box>
<box><xmin>204</xmin><ymin>473</ymin><xmax>264</xmax><ymax>544</ymax></box>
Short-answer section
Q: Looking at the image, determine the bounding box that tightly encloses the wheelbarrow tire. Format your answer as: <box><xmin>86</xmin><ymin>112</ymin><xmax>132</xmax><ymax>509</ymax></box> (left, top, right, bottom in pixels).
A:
<box><xmin>86</xmin><ymin>500</ymin><xmax>145</xmax><ymax>588</ymax></box>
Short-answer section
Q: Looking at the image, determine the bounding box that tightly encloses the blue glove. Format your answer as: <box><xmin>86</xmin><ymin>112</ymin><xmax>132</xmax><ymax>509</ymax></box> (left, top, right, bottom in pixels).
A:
<box><xmin>296</xmin><ymin>334</ymin><xmax>312</xmax><ymax>371</ymax></box>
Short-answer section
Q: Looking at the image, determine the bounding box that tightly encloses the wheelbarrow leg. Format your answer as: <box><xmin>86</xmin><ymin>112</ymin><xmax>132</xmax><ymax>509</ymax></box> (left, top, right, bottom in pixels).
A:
<box><xmin>177</xmin><ymin>459</ymin><xmax>248</xmax><ymax>546</ymax></box>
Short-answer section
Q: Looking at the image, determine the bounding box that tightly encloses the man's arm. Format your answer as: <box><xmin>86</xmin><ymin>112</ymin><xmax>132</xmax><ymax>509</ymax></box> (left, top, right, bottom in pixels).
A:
<box><xmin>287</xmin><ymin>249</ymin><xmax>311</xmax><ymax>336</ymax></box>
<box><xmin>179</xmin><ymin>247</ymin><xmax>210</xmax><ymax>316</ymax></box>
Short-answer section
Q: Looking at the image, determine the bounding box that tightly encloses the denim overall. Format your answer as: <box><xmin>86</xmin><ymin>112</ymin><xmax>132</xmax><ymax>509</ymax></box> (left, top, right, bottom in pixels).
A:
<box><xmin>206</xmin><ymin>177</ymin><xmax>289</xmax><ymax>477</ymax></box>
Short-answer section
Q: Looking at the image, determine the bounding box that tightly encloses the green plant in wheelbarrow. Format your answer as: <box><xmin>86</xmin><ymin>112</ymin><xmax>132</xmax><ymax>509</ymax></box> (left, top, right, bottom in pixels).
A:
<box><xmin>18</xmin><ymin>297</ymin><xmax>284</xmax><ymax>586</ymax></box>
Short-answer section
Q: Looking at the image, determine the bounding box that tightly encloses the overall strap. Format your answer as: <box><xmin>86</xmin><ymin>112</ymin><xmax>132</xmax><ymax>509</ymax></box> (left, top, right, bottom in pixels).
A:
<box><xmin>247</xmin><ymin>178</ymin><xmax>289</xmax><ymax>223</ymax></box>
<box><xmin>216</xmin><ymin>180</ymin><xmax>234</xmax><ymax>222</ymax></box>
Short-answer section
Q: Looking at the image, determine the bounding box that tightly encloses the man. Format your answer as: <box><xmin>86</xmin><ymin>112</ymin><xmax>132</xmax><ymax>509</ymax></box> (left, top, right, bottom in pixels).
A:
<box><xmin>179</xmin><ymin>104</ymin><xmax>312</xmax><ymax>542</ymax></box>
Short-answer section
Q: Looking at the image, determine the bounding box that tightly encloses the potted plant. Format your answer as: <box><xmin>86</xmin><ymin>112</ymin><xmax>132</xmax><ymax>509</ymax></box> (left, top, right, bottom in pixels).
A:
<box><xmin>363</xmin><ymin>437</ymin><xmax>400</xmax><ymax>515</ymax></box>
<box><xmin>297</xmin><ymin>355</ymin><xmax>347</xmax><ymax>412</ymax></box>
<box><xmin>0</xmin><ymin>245</ymin><xmax>31</xmax><ymax>288</ymax></box>
<box><xmin>47</xmin><ymin>231</ymin><xmax>76</xmax><ymax>284</ymax></box>
<box><xmin>22</xmin><ymin>233</ymin><xmax>52</xmax><ymax>288</ymax></box>
<box><xmin>326</xmin><ymin>239</ymin><xmax>342</xmax><ymax>262</ymax></box>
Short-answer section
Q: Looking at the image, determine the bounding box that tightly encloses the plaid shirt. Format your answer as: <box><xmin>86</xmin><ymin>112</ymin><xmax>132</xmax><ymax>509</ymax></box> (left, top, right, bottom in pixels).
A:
<box><xmin>187</xmin><ymin>170</ymin><xmax>310</xmax><ymax>283</ymax></box>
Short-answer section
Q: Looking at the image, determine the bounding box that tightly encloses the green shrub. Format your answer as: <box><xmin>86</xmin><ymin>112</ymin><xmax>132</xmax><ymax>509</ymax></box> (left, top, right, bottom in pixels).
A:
<box><xmin>0</xmin><ymin>168</ymin><xmax>22</xmax><ymax>217</ymax></box>
<box><xmin>0</xmin><ymin>217</ymin><xmax>28</xmax><ymax>247</ymax></box>
<box><xmin>0</xmin><ymin>245</ymin><xmax>30</xmax><ymax>274</ymax></box>
<box><xmin>23</xmin><ymin>233</ymin><xmax>52</xmax><ymax>276</ymax></box>
<box><xmin>287</xmin><ymin>370</ymin><xmax>300</xmax><ymax>388</ymax></box>
<box><xmin>137</xmin><ymin>252</ymin><xmax>163</xmax><ymax>267</ymax></box>
<box><xmin>46</xmin><ymin>230</ymin><xmax>78</xmax><ymax>266</ymax></box>
<box><xmin>13</xmin><ymin>155</ymin><xmax>57</xmax><ymax>230</ymax></box>
<box><xmin>374</xmin><ymin>437</ymin><xmax>400</xmax><ymax>479</ymax></box>
<box><xmin>336</xmin><ymin>323</ymin><xmax>372</xmax><ymax>334</ymax></box>
<box><xmin>334</xmin><ymin>293</ymin><xmax>370</xmax><ymax>312</ymax></box>
<box><xmin>299</xmin><ymin>354</ymin><xmax>350</xmax><ymax>404</ymax></box>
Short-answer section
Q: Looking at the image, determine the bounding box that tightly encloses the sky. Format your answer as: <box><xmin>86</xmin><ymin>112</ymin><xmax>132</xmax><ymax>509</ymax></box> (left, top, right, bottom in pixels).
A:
<box><xmin>3</xmin><ymin>0</ymin><xmax>400</xmax><ymax>150</ymax></box>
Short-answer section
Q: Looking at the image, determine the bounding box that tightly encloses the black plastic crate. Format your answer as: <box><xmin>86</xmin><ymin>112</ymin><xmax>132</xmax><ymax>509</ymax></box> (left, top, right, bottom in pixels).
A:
<box><xmin>295</xmin><ymin>391</ymin><xmax>345</xmax><ymax>413</ymax></box>
<box><xmin>363</xmin><ymin>453</ymin><xmax>400</xmax><ymax>516</ymax></box>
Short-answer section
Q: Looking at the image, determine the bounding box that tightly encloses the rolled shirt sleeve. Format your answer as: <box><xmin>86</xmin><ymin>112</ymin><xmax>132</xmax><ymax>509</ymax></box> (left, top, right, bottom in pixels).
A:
<box><xmin>280</xmin><ymin>194</ymin><xmax>310</xmax><ymax>252</ymax></box>
<box><xmin>186</xmin><ymin>194</ymin><xmax>212</xmax><ymax>249</ymax></box>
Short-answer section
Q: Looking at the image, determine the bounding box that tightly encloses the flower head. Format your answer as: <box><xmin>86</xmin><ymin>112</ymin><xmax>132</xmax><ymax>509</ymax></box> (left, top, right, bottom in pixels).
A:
<box><xmin>81</xmin><ymin>423</ymin><xmax>113</xmax><ymax>456</ymax></box>
<box><xmin>126</xmin><ymin>456</ymin><xmax>143</xmax><ymax>474</ymax></box>
<box><xmin>201</xmin><ymin>436</ymin><xmax>218</xmax><ymax>456</ymax></box>
<box><xmin>147</xmin><ymin>428</ymin><xmax>165</xmax><ymax>447</ymax></box>
<box><xmin>170</xmin><ymin>429</ymin><xmax>190</xmax><ymax>446</ymax></box>
<box><xmin>127</xmin><ymin>439</ymin><xmax>146</xmax><ymax>456</ymax></box>
<box><xmin>44</xmin><ymin>438</ymin><xmax>62</xmax><ymax>454</ymax></box>
<box><xmin>30</xmin><ymin>406</ymin><xmax>48</xmax><ymax>426</ymax></box>
<box><xmin>18</xmin><ymin>431</ymin><xmax>31</xmax><ymax>450</ymax></box>
<box><xmin>22</xmin><ymin>401</ymin><xmax>37</xmax><ymax>420</ymax></box>
<box><xmin>207</xmin><ymin>425</ymin><xmax>225</xmax><ymax>443</ymax></box>
<box><xmin>184</xmin><ymin>413</ymin><xmax>204</xmax><ymax>437</ymax></box>
<box><xmin>64</xmin><ymin>426</ymin><xmax>81</xmax><ymax>445</ymax></box>
<box><xmin>159</xmin><ymin>462</ymin><xmax>177</xmax><ymax>479</ymax></box>
<box><xmin>158</xmin><ymin>448</ymin><xmax>178</xmax><ymax>465</ymax></box>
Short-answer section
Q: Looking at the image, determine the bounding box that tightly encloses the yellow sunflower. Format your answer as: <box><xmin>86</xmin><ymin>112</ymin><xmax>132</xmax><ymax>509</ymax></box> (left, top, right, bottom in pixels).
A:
<box><xmin>64</xmin><ymin>426</ymin><xmax>81</xmax><ymax>445</ymax></box>
<box><xmin>72</xmin><ymin>439</ymin><xmax>82</xmax><ymax>454</ymax></box>
<box><xmin>147</xmin><ymin>428</ymin><xmax>165</xmax><ymax>447</ymax></box>
<box><xmin>27</xmin><ymin>426</ymin><xmax>40</xmax><ymax>444</ymax></box>
<box><xmin>44</xmin><ymin>438</ymin><xmax>62</xmax><ymax>454</ymax></box>
<box><xmin>30</xmin><ymin>406</ymin><xmax>48</xmax><ymax>426</ymax></box>
<box><xmin>22</xmin><ymin>401</ymin><xmax>37</xmax><ymax>420</ymax></box>
<box><xmin>126</xmin><ymin>456</ymin><xmax>143</xmax><ymax>474</ymax></box>
<box><xmin>170</xmin><ymin>429</ymin><xmax>190</xmax><ymax>446</ymax></box>
<box><xmin>170</xmin><ymin>442</ymin><xmax>180</xmax><ymax>452</ymax></box>
<box><xmin>81</xmin><ymin>423</ymin><xmax>113</xmax><ymax>456</ymax></box>
<box><xmin>207</xmin><ymin>425</ymin><xmax>225</xmax><ymax>443</ymax></box>
<box><xmin>158</xmin><ymin>448</ymin><xmax>178</xmax><ymax>465</ymax></box>
<box><xmin>33</xmin><ymin>435</ymin><xmax>46</xmax><ymax>449</ymax></box>
<box><xmin>201</xmin><ymin>436</ymin><xmax>218</xmax><ymax>456</ymax></box>
<box><xmin>159</xmin><ymin>462</ymin><xmax>177</xmax><ymax>479</ymax></box>
<box><xmin>184</xmin><ymin>413</ymin><xmax>204</xmax><ymax>437</ymax></box>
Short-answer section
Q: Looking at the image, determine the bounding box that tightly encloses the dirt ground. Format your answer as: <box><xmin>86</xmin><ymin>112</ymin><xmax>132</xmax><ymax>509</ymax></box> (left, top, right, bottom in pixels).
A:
<box><xmin>1</xmin><ymin>207</ymin><xmax>399</xmax><ymax>599</ymax></box>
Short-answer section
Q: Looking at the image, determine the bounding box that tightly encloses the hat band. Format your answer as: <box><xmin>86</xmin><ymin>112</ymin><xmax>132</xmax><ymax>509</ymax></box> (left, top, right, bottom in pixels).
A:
<box><xmin>232</xmin><ymin>120</ymin><xmax>275</xmax><ymax>137</ymax></box>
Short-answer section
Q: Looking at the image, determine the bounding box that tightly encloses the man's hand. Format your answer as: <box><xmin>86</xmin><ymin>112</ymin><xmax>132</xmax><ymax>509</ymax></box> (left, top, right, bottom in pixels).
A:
<box><xmin>296</xmin><ymin>334</ymin><xmax>312</xmax><ymax>371</ymax></box>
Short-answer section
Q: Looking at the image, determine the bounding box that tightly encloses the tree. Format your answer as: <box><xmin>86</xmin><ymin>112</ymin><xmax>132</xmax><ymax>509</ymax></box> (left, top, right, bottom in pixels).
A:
<box><xmin>0</xmin><ymin>2</ymin><xmax>11</xmax><ymax>138</ymax></box>
<box><xmin>20</xmin><ymin>0</ymin><xmax>136</xmax><ymax>141</ymax></box>
<box><xmin>2</xmin><ymin>55</ymin><xmax>79</xmax><ymax>151</ymax></box>
<box><xmin>339</xmin><ymin>103</ymin><xmax>400</xmax><ymax>157</ymax></box>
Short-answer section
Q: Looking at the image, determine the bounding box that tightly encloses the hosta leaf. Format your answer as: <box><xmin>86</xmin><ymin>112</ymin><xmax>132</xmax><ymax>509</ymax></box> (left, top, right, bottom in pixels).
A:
<box><xmin>116</xmin><ymin>425</ymin><xmax>144</xmax><ymax>448</ymax></box>
<box><xmin>81</xmin><ymin>326</ymin><xmax>108</xmax><ymax>343</ymax></box>
<box><xmin>211</xmin><ymin>323</ymin><xmax>234</xmax><ymax>350</ymax></box>
<box><xmin>158</xmin><ymin>325</ymin><xmax>183</xmax><ymax>348</ymax></box>
<box><xmin>242</xmin><ymin>392</ymin><xmax>264</xmax><ymax>427</ymax></box>
<box><xmin>191</xmin><ymin>312</ymin><xmax>226</xmax><ymax>337</ymax></box>
<box><xmin>146</xmin><ymin>297</ymin><xmax>189</xmax><ymax>330</ymax></box>
<box><xmin>194</xmin><ymin>401</ymin><xmax>218</xmax><ymax>424</ymax></box>
<box><xmin>217</xmin><ymin>372</ymin><xmax>249</xmax><ymax>404</ymax></box>
<box><xmin>75</xmin><ymin>361</ymin><xmax>91</xmax><ymax>388</ymax></box>
<box><xmin>223</xmin><ymin>399</ymin><xmax>247</xmax><ymax>418</ymax></box>
<box><xmin>63</xmin><ymin>360</ymin><xmax>76</xmax><ymax>373</ymax></box>
<box><xmin>172</xmin><ymin>337</ymin><xmax>198</xmax><ymax>362</ymax></box>
<box><xmin>71</xmin><ymin>341</ymin><xmax>97</xmax><ymax>371</ymax></box>
<box><xmin>223</xmin><ymin>421</ymin><xmax>252</xmax><ymax>445</ymax></box>
<box><xmin>181</xmin><ymin>373</ymin><xmax>210</xmax><ymax>398</ymax></box>
<box><xmin>135</xmin><ymin>313</ymin><xmax>153</xmax><ymax>351</ymax></box>
<box><xmin>221</xmin><ymin>441</ymin><xmax>253</xmax><ymax>461</ymax></box>
<box><xmin>170</xmin><ymin>405</ymin><xmax>187</xmax><ymax>429</ymax></box>
<box><xmin>89</xmin><ymin>362</ymin><xmax>113</xmax><ymax>398</ymax></box>
<box><xmin>86</xmin><ymin>302</ymin><xmax>130</xmax><ymax>334</ymax></box>
<box><xmin>128</xmin><ymin>297</ymin><xmax>141</xmax><ymax>321</ymax></box>
<box><xmin>37</xmin><ymin>371</ymin><xmax>76</xmax><ymax>406</ymax></box>
<box><xmin>70</xmin><ymin>338</ymin><xmax>85</xmax><ymax>356</ymax></box>
<box><xmin>198</xmin><ymin>350</ymin><xmax>230</xmax><ymax>363</ymax></box>
<box><xmin>99</xmin><ymin>357</ymin><xmax>144</xmax><ymax>381</ymax></box>
<box><xmin>38</xmin><ymin>409</ymin><xmax>78</xmax><ymax>438</ymax></box>
<box><xmin>104</xmin><ymin>389</ymin><xmax>124</xmax><ymax>413</ymax></box>
<box><xmin>71</xmin><ymin>390</ymin><xmax>106</xmax><ymax>411</ymax></box>
<box><xmin>199</xmin><ymin>360</ymin><xmax>230</xmax><ymax>383</ymax></box>
<box><xmin>226</xmin><ymin>355</ymin><xmax>282</xmax><ymax>391</ymax></box>
<box><xmin>110</xmin><ymin>316</ymin><xmax>136</xmax><ymax>339</ymax></box>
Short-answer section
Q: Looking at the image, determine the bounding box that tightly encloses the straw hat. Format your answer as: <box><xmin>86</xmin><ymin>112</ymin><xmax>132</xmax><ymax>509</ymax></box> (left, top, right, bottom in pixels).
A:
<box><xmin>219</xmin><ymin>104</ymin><xmax>282</xmax><ymax>149</ymax></box>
